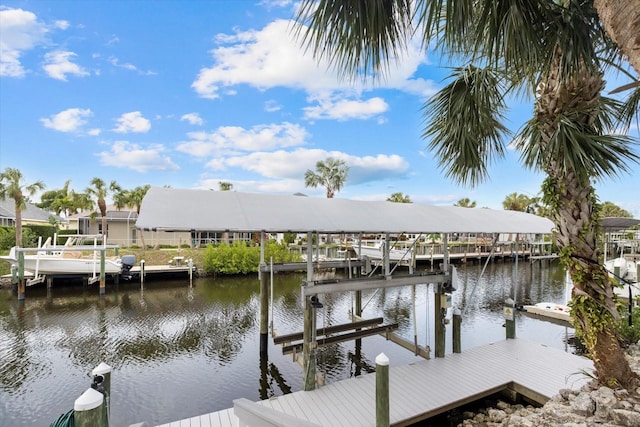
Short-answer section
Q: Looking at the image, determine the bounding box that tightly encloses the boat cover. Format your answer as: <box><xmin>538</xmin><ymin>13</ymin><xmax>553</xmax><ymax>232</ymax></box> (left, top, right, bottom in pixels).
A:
<box><xmin>135</xmin><ymin>187</ymin><xmax>555</xmax><ymax>234</ymax></box>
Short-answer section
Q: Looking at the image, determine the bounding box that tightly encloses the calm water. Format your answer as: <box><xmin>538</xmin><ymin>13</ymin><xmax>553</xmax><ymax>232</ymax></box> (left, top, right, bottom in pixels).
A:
<box><xmin>0</xmin><ymin>260</ymin><xmax>575</xmax><ymax>426</ymax></box>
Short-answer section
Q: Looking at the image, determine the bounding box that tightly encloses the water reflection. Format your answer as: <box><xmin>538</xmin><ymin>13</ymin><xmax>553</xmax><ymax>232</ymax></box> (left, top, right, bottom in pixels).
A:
<box><xmin>0</xmin><ymin>261</ymin><xmax>576</xmax><ymax>426</ymax></box>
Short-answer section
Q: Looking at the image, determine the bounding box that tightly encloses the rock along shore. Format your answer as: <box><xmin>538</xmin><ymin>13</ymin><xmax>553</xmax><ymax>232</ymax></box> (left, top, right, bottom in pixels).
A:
<box><xmin>457</xmin><ymin>344</ymin><xmax>640</xmax><ymax>427</ymax></box>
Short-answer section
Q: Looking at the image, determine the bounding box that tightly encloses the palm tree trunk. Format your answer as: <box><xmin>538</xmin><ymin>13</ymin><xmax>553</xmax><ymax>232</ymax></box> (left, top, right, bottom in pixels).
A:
<box><xmin>536</xmin><ymin>53</ymin><xmax>638</xmax><ymax>389</ymax></box>
<box><xmin>98</xmin><ymin>198</ymin><xmax>107</xmax><ymax>242</ymax></box>
<box><xmin>594</xmin><ymin>0</ymin><xmax>640</xmax><ymax>77</ymax></box>
<box><xmin>14</xmin><ymin>194</ymin><xmax>23</xmax><ymax>248</ymax></box>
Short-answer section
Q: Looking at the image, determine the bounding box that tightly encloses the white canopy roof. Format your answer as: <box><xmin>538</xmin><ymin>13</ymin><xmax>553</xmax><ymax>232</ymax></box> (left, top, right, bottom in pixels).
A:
<box><xmin>135</xmin><ymin>187</ymin><xmax>554</xmax><ymax>234</ymax></box>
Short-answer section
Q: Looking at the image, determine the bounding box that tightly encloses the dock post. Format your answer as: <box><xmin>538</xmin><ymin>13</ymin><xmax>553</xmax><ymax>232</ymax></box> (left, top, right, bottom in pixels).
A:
<box><xmin>259</xmin><ymin>233</ymin><xmax>268</xmax><ymax>355</ymax></box>
<box><xmin>259</xmin><ymin>265</ymin><xmax>269</xmax><ymax>354</ymax></box>
<box><xmin>17</xmin><ymin>251</ymin><xmax>25</xmax><ymax>300</ymax></box>
<box><xmin>74</xmin><ymin>388</ymin><xmax>107</xmax><ymax>427</ymax></box>
<box><xmin>505</xmin><ymin>298</ymin><xmax>516</xmax><ymax>339</ymax></box>
<box><xmin>434</xmin><ymin>285</ymin><xmax>446</xmax><ymax>358</ymax></box>
<box><xmin>453</xmin><ymin>308</ymin><xmax>462</xmax><ymax>353</ymax></box>
<box><xmin>376</xmin><ymin>353</ymin><xmax>390</xmax><ymax>427</ymax></box>
<box><xmin>91</xmin><ymin>362</ymin><xmax>111</xmax><ymax>420</ymax></box>
<box><xmin>99</xmin><ymin>250</ymin><xmax>106</xmax><ymax>296</ymax></box>
<box><xmin>140</xmin><ymin>260</ymin><xmax>145</xmax><ymax>289</ymax></box>
<box><xmin>303</xmin><ymin>232</ymin><xmax>316</xmax><ymax>391</ymax></box>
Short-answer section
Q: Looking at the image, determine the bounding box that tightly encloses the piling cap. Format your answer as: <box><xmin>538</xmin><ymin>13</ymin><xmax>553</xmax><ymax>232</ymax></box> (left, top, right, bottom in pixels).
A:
<box><xmin>92</xmin><ymin>362</ymin><xmax>112</xmax><ymax>376</ymax></box>
<box><xmin>376</xmin><ymin>353</ymin><xmax>389</xmax><ymax>366</ymax></box>
<box><xmin>74</xmin><ymin>387</ymin><xmax>104</xmax><ymax>411</ymax></box>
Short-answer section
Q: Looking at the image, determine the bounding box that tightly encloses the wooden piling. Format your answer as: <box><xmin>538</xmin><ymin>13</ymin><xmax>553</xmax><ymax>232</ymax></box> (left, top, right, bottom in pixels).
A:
<box><xmin>99</xmin><ymin>251</ymin><xmax>106</xmax><ymax>296</ymax></box>
<box><xmin>92</xmin><ymin>362</ymin><xmax>111</xmax><ymax>424</ymax></box>
<box><xmin>505</xmin><ymin>298</ymin><xmax>516</xmax><ymax>339</ymax></box>
<box><xmin>376</xmin><ymin>353</ymin><xmax>390</xmax><ymax>427</ymax></box>
<box><xmin>140</xmin><ymin>260</ymin><xmax>145</xmax><ymax>289</ymax></box>
<box><xmin>259</xmin><ymin>265</ymin><xmax>269</xmax><ymax>354</ymax></box>
<box><xmin>453</xmin><ymin>308</ymin><xmax>462</xmax><ymax>353</ymax></box>
<box><xmin>434</xmin><ymin>286</ymin><xmax>445</xmax><ymax>358</ymax></box>
<box><xmin>74</xmin><ymin>388</ymin><xmax>106</xmax><ymax>427</ymax></box>
<box><xmin>17</xmin><ymin>251</ymin><xmax>25</xmax><ymax>301</ymax></box>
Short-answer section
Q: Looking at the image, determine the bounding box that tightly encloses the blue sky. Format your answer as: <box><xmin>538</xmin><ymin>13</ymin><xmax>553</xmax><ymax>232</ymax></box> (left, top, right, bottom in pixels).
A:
<box><xmin>1</xmin><ymin>0</ymin><xmax>638</xmax><ymax>215</ymax></box>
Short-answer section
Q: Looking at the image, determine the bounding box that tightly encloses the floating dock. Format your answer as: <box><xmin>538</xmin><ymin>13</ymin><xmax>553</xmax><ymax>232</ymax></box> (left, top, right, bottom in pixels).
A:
<box><xmin>153</xmin><ymin>339</ymin><xmax>593</xmax><ymax>427</ymax></box>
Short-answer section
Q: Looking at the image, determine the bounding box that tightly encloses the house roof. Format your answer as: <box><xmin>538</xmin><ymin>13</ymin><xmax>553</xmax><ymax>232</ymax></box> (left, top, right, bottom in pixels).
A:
<box><xmin>67</xmin><ymin>205</ymin><xmax>138</xmax><ymax>221</ymax></box>
<box><xmin>136</xmin><ymin>187</ymin><xmax>555</xmax><ymax>234</ymax></box>
<box><xmin>0</xmin><ymin>198</ymin><xmax>63</xmax><ymax>223</ymax></box>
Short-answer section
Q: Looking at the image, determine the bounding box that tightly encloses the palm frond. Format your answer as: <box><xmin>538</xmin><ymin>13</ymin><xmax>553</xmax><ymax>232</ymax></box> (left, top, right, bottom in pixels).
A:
<box><xmin>422</xmin><ymin>65</ymin><xmax>509</xmax><ymax>187</ymax></box>
<box><xmin>517</xmin><ymin>96</ymin><xmax>640</xmax><ymax>180</ymax></box>
<box><xmin>295</xmin><ymin>0</ymin><xmax>413</xmax><ymax>81</ymax></box>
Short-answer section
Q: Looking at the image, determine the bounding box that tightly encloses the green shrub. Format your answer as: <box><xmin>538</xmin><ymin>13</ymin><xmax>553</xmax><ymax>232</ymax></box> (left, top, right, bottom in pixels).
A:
<box><xmin>0</xmin><ymin>227</ymin><xmax>39</xmax><ymax>249</ymax></box>
<box><xmin>203</xmin><ymin>240</ymin><xmax>302</xmax><ymax>275</ymax></box>
<box><xmin>619</xmin><ymin>304</ymin><xmax>640</xmax><ymax>346</ymax></box>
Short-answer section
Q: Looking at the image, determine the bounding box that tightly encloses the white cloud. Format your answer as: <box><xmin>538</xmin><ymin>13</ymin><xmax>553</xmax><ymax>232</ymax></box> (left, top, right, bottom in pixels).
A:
<box><xmin>0</xmin><ymin>7</ymin><xmax>48</xmax><ymax>77</ymax></box>
<box><xmin>176</xmin><ymin>122</ymin><xmax>308</xmax><ymax>157</ymax></box>
<box><xmin>207</xmin><ymin>148</ymin><xmax>409</xmax><ymax>185</ymax></box>
<box><xmin>191</xmin><ymin>19</ymin><xmax>437</xmax><ymax>101</ymax></box>
<box><xmin>303</xmin><ymin>96</ymin><xmax>389</xmax><ymax>121</ymax></box>
<box><xmin>54</xmin><ymin>20</ymin><xmax>69</xmax><ymax>30</ymax></box>
<box><xmin>180</xmin><ymin>113</ymin><xmax>204</xmax><ymax>126</ymax></box>
<box><xmin>40</xmin><ymin>108</ymin><xmax>92</xmax><ymax>132</ymax></box>
<box><xmin>264</xmin><ymin>100</ymin><xmax>282</xmax><ymax>112</ymax></box>
<box><xmin>113</xmin><ymin>111</ymin><xmax>151</xmax><ymax>133</ymax></box>
<box><xmin>97</xmin><ymin>141</ymin><xmax>179</xmax><ymax>172</ymax></box>
<box><xmin>42</xmin><ymin>50</ymin><xmax>89</xmax><ymax>80</ymax></box>
<box><xmin>88</xmin><ymin>128</ymin><xmax>102</xmax><ymax>136</ymax></box>
<box><xmin>108</xmin><ymin>56</ymin><xmax>156</xmax><ymax>75</ymax></box>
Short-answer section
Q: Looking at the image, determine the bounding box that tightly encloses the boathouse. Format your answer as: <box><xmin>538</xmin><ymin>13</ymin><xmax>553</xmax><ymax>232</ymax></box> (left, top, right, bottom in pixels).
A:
<box><xmin>134</xmin><ymin>187</ymin><xmax>576</xmax><ymax>426</ymax></box>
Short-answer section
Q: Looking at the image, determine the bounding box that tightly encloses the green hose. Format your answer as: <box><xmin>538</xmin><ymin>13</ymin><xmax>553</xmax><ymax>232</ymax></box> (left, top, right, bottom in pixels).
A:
<box><xmin>50</xmin><ymin>409</ymin><xmax>74</xmax><ymax>427</ymax></box>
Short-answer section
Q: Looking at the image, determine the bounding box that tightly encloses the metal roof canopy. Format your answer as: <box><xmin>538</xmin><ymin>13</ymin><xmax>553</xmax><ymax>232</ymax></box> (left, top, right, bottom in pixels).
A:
<box><xmin>136</xmin><ymin>187</ymin><xmax>554</xmax><ymax>235</ymax></box>
<box><xmin>601</xmin><ymin>217</ymin><xmax>640</xmax><ymax>232</ymax></box>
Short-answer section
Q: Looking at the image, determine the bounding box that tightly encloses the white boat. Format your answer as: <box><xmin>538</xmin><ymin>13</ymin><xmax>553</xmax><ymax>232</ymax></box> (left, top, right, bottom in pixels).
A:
<box><xmin>354</xmin><ymin>240</ymin><xmax>413</xmax><ymax>262</ymax></box>
<box><xmin>522</xmin><ymin>302</ymin><xmax>571</xmax><ymax>323</ymax></box>
<box><xmin>521</xmin><ymin>271</ymin><xmax>572</xmax><ymax>325</ymax></box>
<box><xmin>0</xmin><ymin>235</ymin><xmax>135</xmax><ymax>276</ymax></box>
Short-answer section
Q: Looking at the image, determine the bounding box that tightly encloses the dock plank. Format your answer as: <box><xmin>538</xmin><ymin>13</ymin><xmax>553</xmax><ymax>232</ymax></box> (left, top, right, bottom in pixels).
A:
<box><xmin>155</xmin><ymin>340</ymin><xmax>593</xmax><ymax>427</ymax></box>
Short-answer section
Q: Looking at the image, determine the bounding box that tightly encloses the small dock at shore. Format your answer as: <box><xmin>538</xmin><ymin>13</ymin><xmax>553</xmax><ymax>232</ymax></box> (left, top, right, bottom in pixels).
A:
<box><xmin>153</xmin><ymin>339</ymin><xmax>593</xmax><ymax>427</ymax></box>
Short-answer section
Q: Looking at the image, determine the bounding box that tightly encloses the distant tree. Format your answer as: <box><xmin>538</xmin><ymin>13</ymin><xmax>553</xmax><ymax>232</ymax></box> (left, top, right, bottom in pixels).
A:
<box><xmin>502</xmin><ymin>192</ymin><xmax>535</xmax><ymax>212</ymax></box>
<box><xmin>387</xmin><ymin>192</ymin><xmax>412</xmax><ymax>203</ymax></box>
<box><xmin>219</xmin><ymin>181</ymin><xmax>233</xmax><ymax>191</ymax></box>
<box><xmin>304</xmin><ymin>157</ymin><xmax>349</xmax><ymax>198</ymax></box>
<box><xmin>86</xmin><ymin>178</ymin><xmax>118</xmax><ymax>239</ymax></box>
<box><xmin>599</xmin><ymin>201</ymin><xmax>632</xmax><ymax>218</ymax></box>
<box><xmin>0</xmin><ymin>168</ymin><xmax>45</xmax><ymax>247</ymax></box>
<box><xmin>128</xmin><ymin>185</ymin><xmax>151</xmax><ymax>214</ymax></box>
<box><xmin>110</xmin><ymin>182</ymin><xmax>128</xmax><ymax>210</ymax></box>
<box><xmin>39</xmin><ymin>181</ymin><xmax>91</xmax><ymax>217</ymax></box>
<box><xmin>454</xmin><ymin>198</ymin><xmax>476</xmax><ymax>208</ymax></box>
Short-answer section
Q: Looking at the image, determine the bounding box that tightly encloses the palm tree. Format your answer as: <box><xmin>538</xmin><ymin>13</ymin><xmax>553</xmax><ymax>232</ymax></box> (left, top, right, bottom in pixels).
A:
<box><xmin>387</xmin><ymin>192</ymin><xmax>412</xmax><ymax>203</ymax></box>
<box><xmin>110</xmin><ymin>181</ymin><xmax>128</xmax><ymax>210</ymax></box>
<box><xmin>128</xmin><ymin>185</ymin><xmax>150</xmax><ymax>248</ymax></box>
<box><xmin>85</xmin><ymin>178</ymin><xmax>112</xmax><ymax>239</ymax></box>
<box><xmin>304</xmin><ymin>157</ymin><xmax>349</xmax><ymax>198</ymax></box>
<box><xmin>599</xmin><ymin>201</ymin><xmax>632</xmax><ymax>219</ymax></box>
<box><xmin>502</xmin><ymin>193</ymin><xmax>534</xmax><ymax>212</ymax></box>
<box><xmin>0</xmin><ymin>168</ymin><xmax>45</xmax><ymax>247</ymax></box>
<box><xmin>454</xmin><ymin>198</ymin><xmax>476</xmax><ymax>208</ymax></box>
<box><xmin>38</xmin><ymin>180</ymin><xmax>93</xmax><ymax>218</ymax></box>
<box><xmin>296</xmin><ymin>0</ymin><xmax>640</xmax><ymax>388</ymax></box>
<box><xmin>218</xmin><ymin>181</ymin><xmax>233</xmax><ymax>191</ymax></box>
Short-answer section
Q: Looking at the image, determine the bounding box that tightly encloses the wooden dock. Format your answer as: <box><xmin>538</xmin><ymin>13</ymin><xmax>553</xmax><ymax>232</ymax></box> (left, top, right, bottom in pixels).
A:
<box><xmin>153</xmin><ymin>339</ymin><xmax>593</xmax><ymax>427</ymax></box>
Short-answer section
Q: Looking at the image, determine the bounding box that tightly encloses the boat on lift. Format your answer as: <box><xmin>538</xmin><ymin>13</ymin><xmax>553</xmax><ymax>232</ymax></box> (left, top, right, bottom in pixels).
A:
<box><xmin>0</xmin><ymin>235</ymin><xmax>135</xmax><ymax>277</ymax></box>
